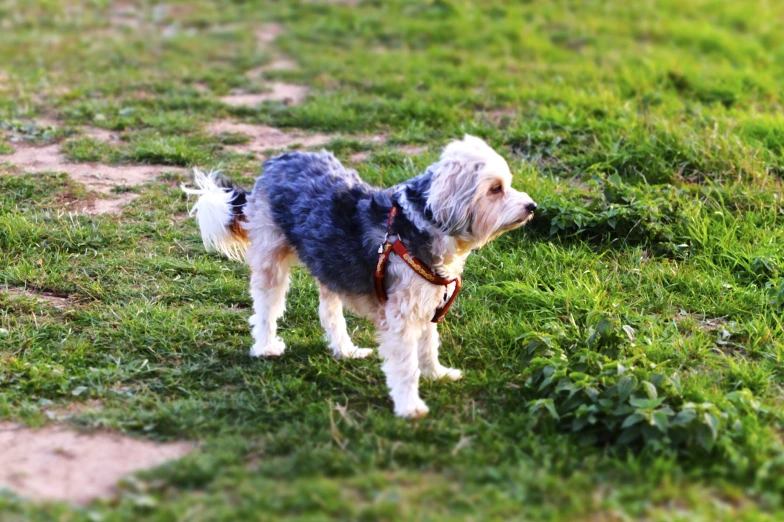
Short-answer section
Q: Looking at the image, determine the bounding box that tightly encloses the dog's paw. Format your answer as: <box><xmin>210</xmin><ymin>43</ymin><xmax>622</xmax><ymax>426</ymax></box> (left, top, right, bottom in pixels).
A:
<box><xmin>395</xmin><ymin>397</ymin><xmax>430</xmax><ymax>419</ymax></box>
<box><xmin>423</xmin><ymin>365</ymin><xmax>463</xmax><ymax>381</ymax></box>
<box><xmin>248</xmin><ymin>314</ymin><xmax>258</xmax><ymax>327</ymax></box>
<box><xmin>250</xmin><ymin>337</ymin><xmax>286</xmax><ymax>357</ymax></box>
<box><xmin>336</xmin><ymin>347</ymin><xmax>373</xmax><ymax>360</ymax></box>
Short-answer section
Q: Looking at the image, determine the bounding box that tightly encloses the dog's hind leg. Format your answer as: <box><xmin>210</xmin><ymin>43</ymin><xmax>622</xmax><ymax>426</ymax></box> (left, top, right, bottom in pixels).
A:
<box><xmin>318</xmin><ymin>285</ymin><xmax>373</xmax><ymax>359</ymax></box>
<box><xmin>417</xmin><ymin>322</ymin><xmax>462</xmax><ymax>381</ymax></box>
<box><xmin>245</xmin><ymin>195</ymin><xmax>294</xmax><ymax>357</ymax></box>
<box><xmin>247</xmin><ymin>248</ymin><xmax>292</xmax><ymax>357</ymax></box>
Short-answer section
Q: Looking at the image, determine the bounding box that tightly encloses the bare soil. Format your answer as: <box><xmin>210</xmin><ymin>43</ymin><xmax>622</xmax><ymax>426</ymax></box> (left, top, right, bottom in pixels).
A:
<box><xmin>109</xmin><ymin>1</ymin><xmax>142</xmax><ymax>30</ymax></box>
<box><xmin>255</xmin><ymin>22</ymin><xmax>284</xmax><ymax>45</ymax></box>
<box><xmin>206</xmin><ymin>120</ymin><xmax>333</xmax><ymax>156</ymax></box>
<box><xmin>228</xmin><ymin>23</ymin><xmax>307</xmax><ymax>105</ymax></box>
<box><xmin>205</xmin><ymin>121</ymin><xmax>424</xmax><ymax>163</ymax></box>
<box><xmin>2</xmin><ymin>143</ymin><xmax>182</xmax><ymax>214</ymax></box>
<box><xmin>3</xmin><ymin>287</ymin><xmax>72</xmax><ymax>309</ymax></box>
<box><xmin>82</xmin><ymin>127</ymin><xmax>121</xmax><ymax>143</ymax></box>
<box><xmin>306</xmin><ymin>0</ymin><xmax>362</xmax><ymax>5</ymax></box>
<box><xmin>0</xmin><ymin>422</ymin><xmax>194</xmax><ymax>504</ymax></box>
<box><xmin>43</xmin><ymin>400</ymin><xmax>104</xmax><ymax>421</ymax></box>
<box><xmin>220</xmin><ymin>82</ymin><xmax>309</xmax><ymax>107</ymax></box>
<box><xmin>246</xmin><ymin>58</ymin><xmax>298</xmax><ymax>79</ymax></box>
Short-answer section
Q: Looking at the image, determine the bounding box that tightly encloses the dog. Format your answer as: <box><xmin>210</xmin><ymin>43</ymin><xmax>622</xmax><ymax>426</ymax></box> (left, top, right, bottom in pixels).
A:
<box><xmin>182</xmin><ymin>135</ymin><xmax>536</xmax><ymax>417</ymax></box>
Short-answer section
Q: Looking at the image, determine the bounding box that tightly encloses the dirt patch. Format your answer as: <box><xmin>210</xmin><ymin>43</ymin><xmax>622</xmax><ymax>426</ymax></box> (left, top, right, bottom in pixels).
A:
<box><xmin>255</xmin><ymin>22</ymin><xmax>284</xmax><ymax>45</ymax></box>
<box><xmin>246</xmin><ymin>22</ymin><xmax>296</xmax><ymax>77</ymax></box>
<box><xmin>674</xmin><ymin>311</ymin><xmax>730</xmax><ymax>333</ymax></box>
<box><xmin>0</xmin><ymin>422</ymin><xmax>194</xmax><ymax>504</ymax></box>
<box><xmin>81</xmin><ymin>127</ymin><xmax>121</xmax><ymax>143</ymax></box>
<box><xmin>18</xmin><ymin>116</ymin><xmax>60</xmax><ymax>130</ymax></box>
<box><xmin>400</xmin><ymin>144</ymin><xmax>427</xmax><ymax>156</ymax></box>
<box><xmin>246</xmin><ymin>58</ymin><xmax>298</xmax><ymax>79</ymax></box>
<box><xmin>306</xmin><ymin>0</ymin><xmax>362</xmax><ymax>5</ymax></box>
<box><xmin>109</xmin><ymin>1</ymin><xmax>143</xmax><ymax>30</ymax></box>
<box><xmin>192</xmin><ymin>82</ymin><xmax>211</xmax><ymax>93</ymax></box>
<box><xmin>220</xmin><ymin>82</ymin><xmax>309</xmax><ymax>107</ymax></box>
<box><xmin>232</xmin><ymin>22</ymin><xmax>307</xmax><ymax>100</ymax></box>
<box><xmin>347</xmin><ymin>151</ymin><xmax>372</xmax><ymax>162</ymax></box>
<box><xmin>2</xmin><ymin>143</ymin><xmax>183</xmax><ymax>214</ymax></box>
<box><xmin>157</xmin><ymin>2</ymin><xmax>199</xmax><ymax>20</ymax></box>
<box><xmin>207</xmin><ymin>121</ymin><xmax>332</xmax><ymax>156</ymax></box>
<box><xmin>205</xmin><ymin>122</ymin><xmax>424</xmax><ymax>163</ymax></box>
<box><xmin>43</xmin><ymin>400</ymin><xmax>103</xmax><ymax>421</ymax></box>
<box><xmin>484</xmin><ymin>107</ymin><xmax>519</xmax><ymax>126</ymax></box>
<box><xmin>3</xmin><ymin>287</ymin><xmax>72</xmax><ymax>309</ymax></box>
<box><xmin>90</xmin><ymin>192</ymin><xmax>140</xmax><ymax>215</ymax></box>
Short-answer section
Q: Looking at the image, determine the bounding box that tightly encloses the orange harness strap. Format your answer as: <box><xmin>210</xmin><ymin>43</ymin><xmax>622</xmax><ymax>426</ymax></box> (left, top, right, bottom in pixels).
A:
<box><xmin>374</xmin><ymin>206</ymin><xmax>462</xmax><ymax>323</ymax></box>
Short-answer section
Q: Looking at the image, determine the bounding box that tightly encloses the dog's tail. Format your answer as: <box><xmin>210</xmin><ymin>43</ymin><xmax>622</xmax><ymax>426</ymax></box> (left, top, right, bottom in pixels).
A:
<box><xmin>181</xmin><ymin>169</ymin><xmax>249</xmax><ymax>262</ymax></box>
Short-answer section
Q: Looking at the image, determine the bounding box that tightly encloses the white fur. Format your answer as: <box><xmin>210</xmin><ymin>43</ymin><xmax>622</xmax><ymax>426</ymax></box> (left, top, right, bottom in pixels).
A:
<box><xmin>418</xmin><ymin>318</ymin><xmax>462</xmax><ymax>380</ymax></box>
<box><xmin>181</xmin><ymin>169</ymin><xmax>248</xmax><ymax>262</ymax></box>
<box><xmin>319</xmin><ymin>285</ymin><xmax>373</xmax><ymax>359</ymax></box>
<box><xmin>243</xmin><ymin>193</ymin><xmax>294</xmax><ymax>357</ymax></box>
<box><xmin>187</xmin><ymin>136</ymin><xmax>536</xmax><ymax>418</ymax></box>
<box><xmin>428</xmin><ymin>135</ymin><xmax>536</xmax><ymax>247</ymax></box>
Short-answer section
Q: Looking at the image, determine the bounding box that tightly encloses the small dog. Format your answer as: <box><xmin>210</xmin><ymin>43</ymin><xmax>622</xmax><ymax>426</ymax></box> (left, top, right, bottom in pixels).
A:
<box><xmin>183</xmin><ymin>135</ymin><xmax>536</xmax><ymax>417</ymax></box>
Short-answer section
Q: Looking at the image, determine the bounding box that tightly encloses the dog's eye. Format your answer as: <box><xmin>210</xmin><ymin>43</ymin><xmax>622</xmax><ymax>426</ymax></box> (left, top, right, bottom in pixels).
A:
<box><xmin>489</xmin><ymin>184</ymin><xmax>503</xmax><ymax>195</ymax></box>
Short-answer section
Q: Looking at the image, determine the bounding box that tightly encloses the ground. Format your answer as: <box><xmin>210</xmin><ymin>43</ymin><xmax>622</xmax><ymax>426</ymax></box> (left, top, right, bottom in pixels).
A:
<box><xmin>1</xmin><ymin>0</ymin><xmax>784</xmax><ymax>520</ymax></box>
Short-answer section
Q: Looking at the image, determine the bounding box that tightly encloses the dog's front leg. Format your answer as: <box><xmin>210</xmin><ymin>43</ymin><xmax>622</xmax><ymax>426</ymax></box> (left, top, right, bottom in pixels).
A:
<box><xmin>318</xmin><ymin>284</ymin><xmax>373</xmax><ymax>359</ymax></box>
<box><xmin>377</xmin><ymin>303</ymin><xmax>428</xmax><ymax>418</ymax></box>
<box><xmin>418</xmin><ymin>322</ymin><xmax>462</xmax><ymax>381</ymax></box>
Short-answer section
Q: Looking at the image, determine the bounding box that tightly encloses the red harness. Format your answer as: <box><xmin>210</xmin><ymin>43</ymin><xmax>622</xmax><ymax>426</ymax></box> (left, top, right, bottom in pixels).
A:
<box><xmin>374</xmin><ymin>206</ymin><xmax>462</xmax><ymax>323</ymax></box>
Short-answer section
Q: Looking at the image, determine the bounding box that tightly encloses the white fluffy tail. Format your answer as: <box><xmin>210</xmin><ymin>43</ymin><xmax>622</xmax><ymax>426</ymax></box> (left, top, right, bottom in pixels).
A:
<box><xmin>182</xmin><ymin>169</ymin><xmax>249</xmax><ymax>262</ymax></box>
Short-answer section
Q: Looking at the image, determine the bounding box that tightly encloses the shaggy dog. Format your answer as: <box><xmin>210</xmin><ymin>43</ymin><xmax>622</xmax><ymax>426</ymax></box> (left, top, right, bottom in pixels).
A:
<box><xmin>182</xmin><ymin>135</ymin><xmax>536</xmax><ymax>417</ymax></box>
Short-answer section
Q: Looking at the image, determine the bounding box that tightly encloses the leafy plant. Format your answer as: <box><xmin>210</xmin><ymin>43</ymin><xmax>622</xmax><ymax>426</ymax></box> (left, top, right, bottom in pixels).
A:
<box><xmin>529</xmin><ymin>173</ymin><xmax>688</xmax><ymax>254</ymax></box>
<box><xmin>522</xmin><ymin>312</ymin><xmax>775</xmax><ymax>458</ymax></box>
<box><xmin>0</xmin><ymin>120</ymin><xmax>68</xmax><ymax>145</ymax></box>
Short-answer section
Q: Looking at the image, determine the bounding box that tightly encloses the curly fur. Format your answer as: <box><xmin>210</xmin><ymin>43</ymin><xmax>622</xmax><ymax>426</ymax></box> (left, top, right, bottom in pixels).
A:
<box><xmin>183</xmin><ymin>135</ymin><xmax>537</xmax><ymax>417</ymax></box>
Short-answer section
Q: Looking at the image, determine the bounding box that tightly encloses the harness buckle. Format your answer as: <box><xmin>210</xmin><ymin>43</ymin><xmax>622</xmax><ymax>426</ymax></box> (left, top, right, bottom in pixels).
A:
<box><xmin>377</xmin><ymin>233</ymin><xmax>389</xmax><ymax>254</ymax></box>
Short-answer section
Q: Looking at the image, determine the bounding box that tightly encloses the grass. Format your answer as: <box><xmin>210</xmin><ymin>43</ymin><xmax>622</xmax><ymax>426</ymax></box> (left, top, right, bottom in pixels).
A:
<box><xmin>1</xmin><ymin>0</ymin><xmax>784</xmax><ymax>520</ymax></box>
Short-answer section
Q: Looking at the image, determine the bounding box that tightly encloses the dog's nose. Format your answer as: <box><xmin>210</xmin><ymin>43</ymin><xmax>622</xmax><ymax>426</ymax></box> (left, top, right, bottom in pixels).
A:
<box><xmin>525</xmin><ymin>202</ymin><xmax>537</xmax><ymax>212</ymax></box>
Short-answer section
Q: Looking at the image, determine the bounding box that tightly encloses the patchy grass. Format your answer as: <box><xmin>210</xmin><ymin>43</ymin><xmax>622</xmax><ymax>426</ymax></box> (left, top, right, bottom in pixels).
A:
<box><xmin>1</xmin><ymin>0</ymin><xmax>784</xmax><ymax>520</ymax></box>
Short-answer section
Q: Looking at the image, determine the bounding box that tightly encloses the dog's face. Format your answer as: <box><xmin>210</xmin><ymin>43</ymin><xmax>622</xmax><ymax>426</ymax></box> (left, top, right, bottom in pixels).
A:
<box><xmin>427</xmin><ymin>135</ymin><xmax>537</xmax><ymax>248</ymax></box>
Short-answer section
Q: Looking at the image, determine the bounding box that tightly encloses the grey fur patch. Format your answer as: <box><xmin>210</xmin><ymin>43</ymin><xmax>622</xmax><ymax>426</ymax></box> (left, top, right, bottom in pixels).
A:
<box><xmin>244</xmin><ymin>151</ymin><xmax>445</xmax><ymax>295</ymax></box>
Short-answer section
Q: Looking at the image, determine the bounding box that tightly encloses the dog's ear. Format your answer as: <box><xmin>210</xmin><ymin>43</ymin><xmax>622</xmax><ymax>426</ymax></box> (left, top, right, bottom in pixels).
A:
<box><xmin>427</xmin><ymin>159</ymin><xmax>482</xmax><ymax>236</ymax></box>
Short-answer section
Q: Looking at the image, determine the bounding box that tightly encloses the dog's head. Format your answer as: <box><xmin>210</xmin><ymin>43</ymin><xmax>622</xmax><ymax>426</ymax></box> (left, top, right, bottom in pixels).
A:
<box><xmin>426</xmin><ymin>135</ymin><xmax>536</xmax><ymax>248</ymax></box>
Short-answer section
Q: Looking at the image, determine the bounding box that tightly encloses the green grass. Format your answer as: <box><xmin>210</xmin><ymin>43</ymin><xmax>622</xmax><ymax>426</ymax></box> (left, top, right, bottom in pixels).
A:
<box><xmin>2</xmin><ymin>0</ymin><xmax>784</xmax><ymax>520</ymax></box>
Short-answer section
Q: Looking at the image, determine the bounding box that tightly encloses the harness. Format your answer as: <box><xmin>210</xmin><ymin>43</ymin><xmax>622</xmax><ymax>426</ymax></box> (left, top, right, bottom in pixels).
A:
<box><xmin>374</xmin><ymin>206</ymin><xmax>462</xmax><ymax>323</ymax></box>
